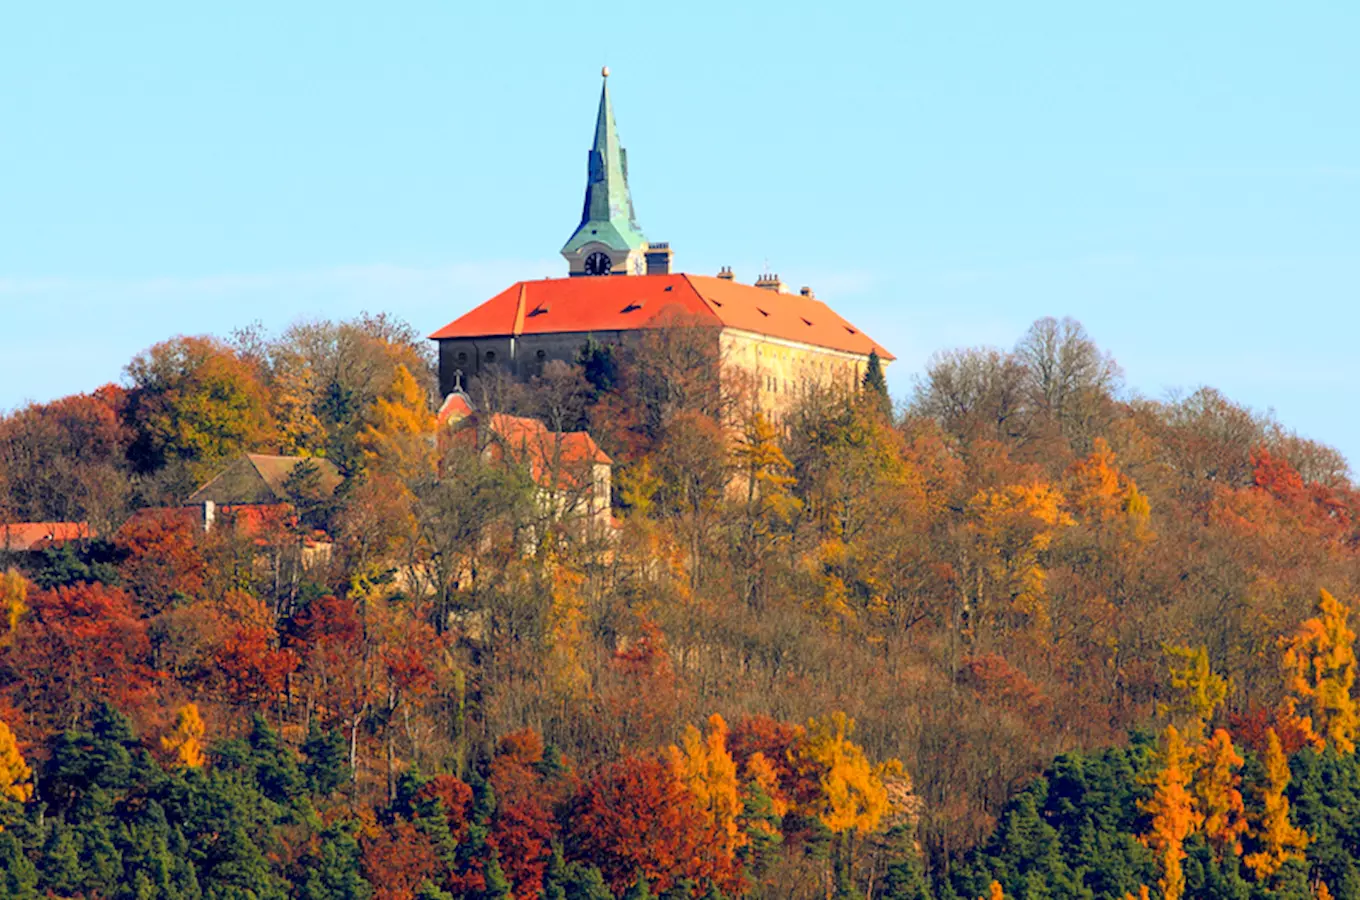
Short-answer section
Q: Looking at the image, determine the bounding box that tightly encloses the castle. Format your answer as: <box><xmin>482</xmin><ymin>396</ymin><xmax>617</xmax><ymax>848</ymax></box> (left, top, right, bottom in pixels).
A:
<box><xmin>430</xmin><ymin>68</ymin><xmax>892</xmax><ymax>419</ymax></box>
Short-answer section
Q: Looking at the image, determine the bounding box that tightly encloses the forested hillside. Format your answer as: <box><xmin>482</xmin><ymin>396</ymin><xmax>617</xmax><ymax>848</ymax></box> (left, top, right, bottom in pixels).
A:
<box><xmin>1</xmin><ymin>313</ymin><xmax>1357</xmax><ymax>900</ymax></box>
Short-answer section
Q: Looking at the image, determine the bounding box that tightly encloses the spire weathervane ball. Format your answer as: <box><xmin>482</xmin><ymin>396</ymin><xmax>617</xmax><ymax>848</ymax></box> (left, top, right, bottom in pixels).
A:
<box><xmin>601</xmin><ymin>65</ymin><xmax>610</xmax><ymax>78</ymax></box>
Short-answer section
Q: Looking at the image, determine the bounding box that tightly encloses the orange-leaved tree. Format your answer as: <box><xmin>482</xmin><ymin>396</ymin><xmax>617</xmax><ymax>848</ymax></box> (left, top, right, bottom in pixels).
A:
<box><xmin>1195</xmin><ymin>728</ymin><xmax>1247</xmax><ymax>858</ymax></box>
<box><xmin>1243</xmin><ymin>728</ymin><xmax>1308</xmax><ymax>881</ymax></box>
<box><xmin>668</xmin><ymin>713</ymin><xmax>747</xmax><ymax>859</ymax></box>
<box><xmin>1140</xmin><ymin>724</ymin><xmax>1202</xmax><ymax>900</ymax></box>
<box><xmin>1281</xmin><ymin>588</ymin><xmax>1358</xmax><ymax>754</ymax></box>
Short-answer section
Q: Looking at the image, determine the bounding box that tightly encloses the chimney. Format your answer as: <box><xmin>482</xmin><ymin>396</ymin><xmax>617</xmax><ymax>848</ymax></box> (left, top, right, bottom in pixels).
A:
<box><xmin>645</xmin><ymin>242</ymin><xmax>673</xmax><ymax>275</ymax></box>
<box><xmin>716</xmin><ymin>266</ymin><xmax>735</xmax><ymax>281</ymax></box>
<box><xmin>755</xmin><ymin>272</ymin><xmax>788</xmax><ymax>293</ymax></box>
<box><xmin>800</xmin><ymin>286</ymin><xmax>815</xmax><ymax>299</ymax></box>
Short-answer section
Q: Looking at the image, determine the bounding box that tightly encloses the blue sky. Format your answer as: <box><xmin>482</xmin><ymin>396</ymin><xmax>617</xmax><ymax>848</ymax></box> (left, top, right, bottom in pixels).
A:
<box><xmin>1</xmin><ymin>2</ymin><xmax>1356</xmax><ymax>465</ymax></box>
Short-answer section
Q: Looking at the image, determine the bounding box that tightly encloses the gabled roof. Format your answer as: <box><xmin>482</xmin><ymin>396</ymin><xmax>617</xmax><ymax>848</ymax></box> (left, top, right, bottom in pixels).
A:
<box><xmin>429</xmin><ymin>274</ymin><xmax>893</xmax><ymax>360</ymax></box>
<box><xmin>438</xmin><ymin>394</ymin><xmax>610</xmax><ymax>492</ymax></box>
<box><xmin>186</xmin><ymin>454</ymin><xmax>344</xmax><ymax>506</ymax></box>
<box><xmin>0</xmin><ymin>522</ymin><xmax>92</xmax><ymax>552</ymax></box>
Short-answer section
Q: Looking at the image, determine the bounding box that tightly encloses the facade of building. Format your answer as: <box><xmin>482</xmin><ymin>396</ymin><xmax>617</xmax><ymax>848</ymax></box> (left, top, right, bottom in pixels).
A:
<box><xmin>429</xmin><ymin>69</ymin><xmax>893</xmax><ymax>419</ymax></box>
<box><xmin>437</xmin><ymin>391</ymin><xmax>613</xmax><ymax>531</ymax></box>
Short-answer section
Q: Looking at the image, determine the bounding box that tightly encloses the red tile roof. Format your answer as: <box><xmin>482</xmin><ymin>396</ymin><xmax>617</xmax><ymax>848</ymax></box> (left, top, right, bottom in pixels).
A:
<box><xmin>0</xmin><ymin>522</ymin><xmax>93</xmax><ymax>552</ymax></box>
<box><xmin>429</xmin><ymin>274</ymin><xmax>893</xmax><ymax>360</ymax></box>
<box><xmin>441</xmin><ymin>406</ymin><xmax>610</xmax><ymax>492</ymax></box>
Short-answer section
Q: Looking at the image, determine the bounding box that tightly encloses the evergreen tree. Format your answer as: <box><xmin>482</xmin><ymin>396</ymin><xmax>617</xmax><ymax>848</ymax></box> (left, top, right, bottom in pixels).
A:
<box><xmin>621</xmin><ymin>873</ymin><xmax>654</xmax><ymax>900</ymax></box>
<box><xmin>246</xmin><ymin>713</ymin><xmax>307</xmax><ymax>807</ymax></box>
<box><xmin>0</xmin><ymin>831</ymin><xmax>40</xmax><ymax>899</ymax></box>
<box><xmin>298</xmin><ymin>824</ymin><xmax>371</xmax><ymax>900</ymax></box>
<box><xmin>302</xmin><ymin>723</ymin><xmax>351</xmax><ymax>798</ymax></box>
<box><xmin>862</xmin><ymin>351</ymin><xmax>891</xmax><ymax>418</ymax></box>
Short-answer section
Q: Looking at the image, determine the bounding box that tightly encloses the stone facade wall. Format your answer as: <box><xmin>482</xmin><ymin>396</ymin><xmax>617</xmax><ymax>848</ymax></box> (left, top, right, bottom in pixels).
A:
<box><xmin>438</xmin><ymin>331</ymin><xmax>633</xmax><ymax>396</ymax></box>
<box><xmin>719</xmin><ymin>329</ymin><xmax>874</xmax><ymax>422</ymax></box>
<box><xmin>438</xmin><ymin>327</ymin><xmax>881</xmax><ymax>417</ymax></box>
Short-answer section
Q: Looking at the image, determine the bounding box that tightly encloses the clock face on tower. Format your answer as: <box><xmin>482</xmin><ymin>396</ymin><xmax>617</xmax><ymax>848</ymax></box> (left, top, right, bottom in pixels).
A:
<box><xmin>583</xmin><ymin>252</ymin><xmax>613</xmax><ymax>276</ymax></box>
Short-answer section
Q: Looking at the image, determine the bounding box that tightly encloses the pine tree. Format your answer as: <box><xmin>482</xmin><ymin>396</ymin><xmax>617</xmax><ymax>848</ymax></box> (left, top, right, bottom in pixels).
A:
<box><xmin>0</xmin><ymin>831</ymin><xmax>39</xmax><ymax>898</ymax></box>
<box><xmin>302</xmin><ymin>722</ymin><xmax>351</xmax><ymax>797</ymax></box>
<box><xmin>862</xmin><ymin>351</ymin><xmax>891</xmax><ymax>418</ymax></box>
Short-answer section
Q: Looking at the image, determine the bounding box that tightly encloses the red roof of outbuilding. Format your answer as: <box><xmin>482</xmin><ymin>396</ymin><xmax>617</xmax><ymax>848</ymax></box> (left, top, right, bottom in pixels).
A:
<box><xmin>429</xmin><ymin>274</ymin><xmax>893</xmax><ymax>360</ymax></box>
<box><xmin>0</xmin><ymin>522</ymin><xmax>92</xmax><ymax>552</ymax></box>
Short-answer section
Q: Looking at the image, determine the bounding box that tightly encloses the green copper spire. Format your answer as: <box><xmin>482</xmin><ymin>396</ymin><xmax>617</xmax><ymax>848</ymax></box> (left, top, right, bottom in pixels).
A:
<box><xmin>562</xmin><ymin>68</ymin><xmax>647</xmax><ymax>268</ymax></box>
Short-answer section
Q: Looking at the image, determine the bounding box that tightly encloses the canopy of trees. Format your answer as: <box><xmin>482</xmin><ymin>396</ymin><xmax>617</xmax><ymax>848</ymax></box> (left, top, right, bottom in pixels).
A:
<box><xmin>0</xmin><ymin>312</ymin><xmax>1357</xmax><ymax>898</ymax></box>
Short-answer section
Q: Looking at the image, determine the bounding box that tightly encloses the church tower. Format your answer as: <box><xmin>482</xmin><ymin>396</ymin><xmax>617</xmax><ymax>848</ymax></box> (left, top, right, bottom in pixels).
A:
<box><xmin>561</xmin><ymin>68</ymin><xmax>650</xmax><ymax>277</ymax></box>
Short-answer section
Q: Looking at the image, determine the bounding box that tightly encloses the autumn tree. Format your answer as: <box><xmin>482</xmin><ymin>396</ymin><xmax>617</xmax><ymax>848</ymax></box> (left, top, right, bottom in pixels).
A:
<box><xmin>358</xmin><ymin>364</ymin><xmax>437</xmax><ymax>483</ymax></box>
<box><xmin>668</xmin><ymin>714</ymin><xmax>747</xmax><ymax>860</ymax></box>
<box><xmin>0</xmin><ymin>717</ymin><xmax>32</xmax><ymax>803</ymax></box>
<box><xmin>566</xmin><ymin>754</ymin><xmax>736</xmax><ymax>896</ymax></box>
<box><xmin>1243</xmin><ymin>729</ymin><xmax>1308</xmax><ymax>880</ymax></box>
<box><xmin>123</xmin><ymin>335</ymin><xmax>274</xmax><ymax>487</ymax></box>
<box><xmin>963</xmin><ymin>481</ymin><xmax>1073</xmax><ymax>636</ymax></box>
<box><xmin>912</xmin><ymin>346</ymin><xmax>1030</xmax><ymax>444</ymax></box>
<box><xmin>262</xmin><ymin>313</ymin><xmax>437</xmax><ymax>469</ymax></box>
<box><xmin>1159</xmin><ymin>645</ymin><xmax>1230</xmax><ymax>739</ymax></box>
<box><xmin>800</xmin><ymin>711</ymin><xmax>904</xmax><ymax>893</ymax></box>
<box><xmin>0</xmin><ymin>569</ymin><xmax>28</xmax><ymax>648</ymax></box>
<box><xmin>1140</xmin><ymin>725</ymin><xmax>1202</xmax><ymax>900</ymax></box>
<box><xmin>4</xmin><ymin>582</ymin><xmax>155</xmax><ymax>727</ymax></box>
<box><xmin>1013</xmin><ymin>316</ymin><xmax>1121</xmax><ymax>442</ymax></box>
<box><xmin>0</xmin><ymin>388</ymin><xmax>131</xmax><ymax>529</ymax></box>
<box><xmin>1281</xmin><ymin>589</ymin><xmax>1358</xmax><ymax>754</ymax></box>
<box><xmin>1195</xmin><ymin>729</ymin><xmax>1247</xmax><ymax>858</ymax></box>
<box><xmin>161</xmin><ymin>703</ymin><xmax>207</xmax><ymax>769</ymax></box>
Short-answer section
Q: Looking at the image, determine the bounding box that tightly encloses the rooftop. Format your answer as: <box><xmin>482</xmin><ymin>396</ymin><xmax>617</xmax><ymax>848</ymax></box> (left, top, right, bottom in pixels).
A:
<box><xmin>429</xmin><ymin>273</ymin><xmax>893</xmax><ymax>360</ymax></box>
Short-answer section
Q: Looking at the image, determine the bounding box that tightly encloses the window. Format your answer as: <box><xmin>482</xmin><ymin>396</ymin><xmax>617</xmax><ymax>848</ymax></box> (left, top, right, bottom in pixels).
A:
<box><xmin>537</xmin><ymin>349</ymin><xmax>547</xmax><ymax>360</ymax></box>
<box><xmin>486</xmin><ymin>351</ymin><xmax>496</xmax><ymax>363</ymax></box>
<box><xmin>457</xmin><ymin>352</ymin><xmax>468</xmax><ymax>364</ymax></box>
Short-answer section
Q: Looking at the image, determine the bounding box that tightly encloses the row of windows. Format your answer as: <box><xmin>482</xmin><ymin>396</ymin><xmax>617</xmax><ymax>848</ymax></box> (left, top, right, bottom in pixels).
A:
<box><xmin>454</xmin><ymin>348</ymin><xmax>554</xmax><ymax>366</ymax></box>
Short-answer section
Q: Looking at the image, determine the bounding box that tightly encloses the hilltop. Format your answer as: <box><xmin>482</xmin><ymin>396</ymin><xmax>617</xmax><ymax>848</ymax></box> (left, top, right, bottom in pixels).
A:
<box><xmin>0</xmin><ymin>312</ymin><xmax>1357</xmax><ymax>900</ymax></box>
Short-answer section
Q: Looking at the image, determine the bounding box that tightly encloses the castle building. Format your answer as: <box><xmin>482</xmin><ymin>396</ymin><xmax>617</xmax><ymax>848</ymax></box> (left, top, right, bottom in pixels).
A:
<box><xmin>430</xmin><ymin>68</ymin><xmax>892</xmax><ymax>417</ymax></box>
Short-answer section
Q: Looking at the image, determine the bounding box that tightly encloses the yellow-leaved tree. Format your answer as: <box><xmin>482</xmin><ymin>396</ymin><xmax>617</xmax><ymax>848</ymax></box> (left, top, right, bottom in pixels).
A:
<box><xmin>0</xmin><ymin>569</ymin><xmax>28</xmax><ymax>648</ymax></box>
<box><xmin>668</xmin><ymin>714</ymin><xmax>746</xmax><ymax>859</ymax></box>
<box><xmin>0</xmin><ymin>718</ymin><xmax>33</xmax><ymax>803</ymax></box>
<box><xmin>965</xmin><ymin>482</ymin><xmax>1074</xmax><ymax>634</ymax></box>
<box><xmin>1244</xmin><ymin>729</ymin><xmax>1308</xmax><ymax>880</ymax></box>
<box><xmin>357</xmin><ymin>364</ymin><xmax>438</xmax><ymax>483</ymax></box>
<box><xmin>1140</xmin><ymin>725</ymin><xmax>1203</xmax><ymax>900</ymax></box>
<box><xmin>799</xmin><ymin>711</ymin><xmax>905</xmax><ymax>895</ymax></box>
<box><xmin>1196</xmin><ymin>728</ymin><xmax>1248</xmax><ymax>858</ymax></box>
<box><xmin>1282</xmin><ymin>588</ymin><xmax>1358</xmax><ymax>754</ymax></box>
<box><xmin>161</xmin><ymin>703</ymin><xmax>207</xmax><ymax>769</ymax></box>
<box><xmin>1160</xmin><ymin>644</ymin><xmax>1231</xmax><ymax>740</ymax></box>
<box><xmin>545</xmin><ymin>560</ymin><xmax>589</xmax><ymax>701</ymax></box>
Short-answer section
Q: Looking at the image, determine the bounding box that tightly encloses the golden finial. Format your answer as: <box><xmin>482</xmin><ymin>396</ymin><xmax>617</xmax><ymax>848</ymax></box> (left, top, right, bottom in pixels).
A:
<box><xmin>601</xmin><ymin>65</ymin><xmax>610</xmax><ymax>78</ymax></box>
